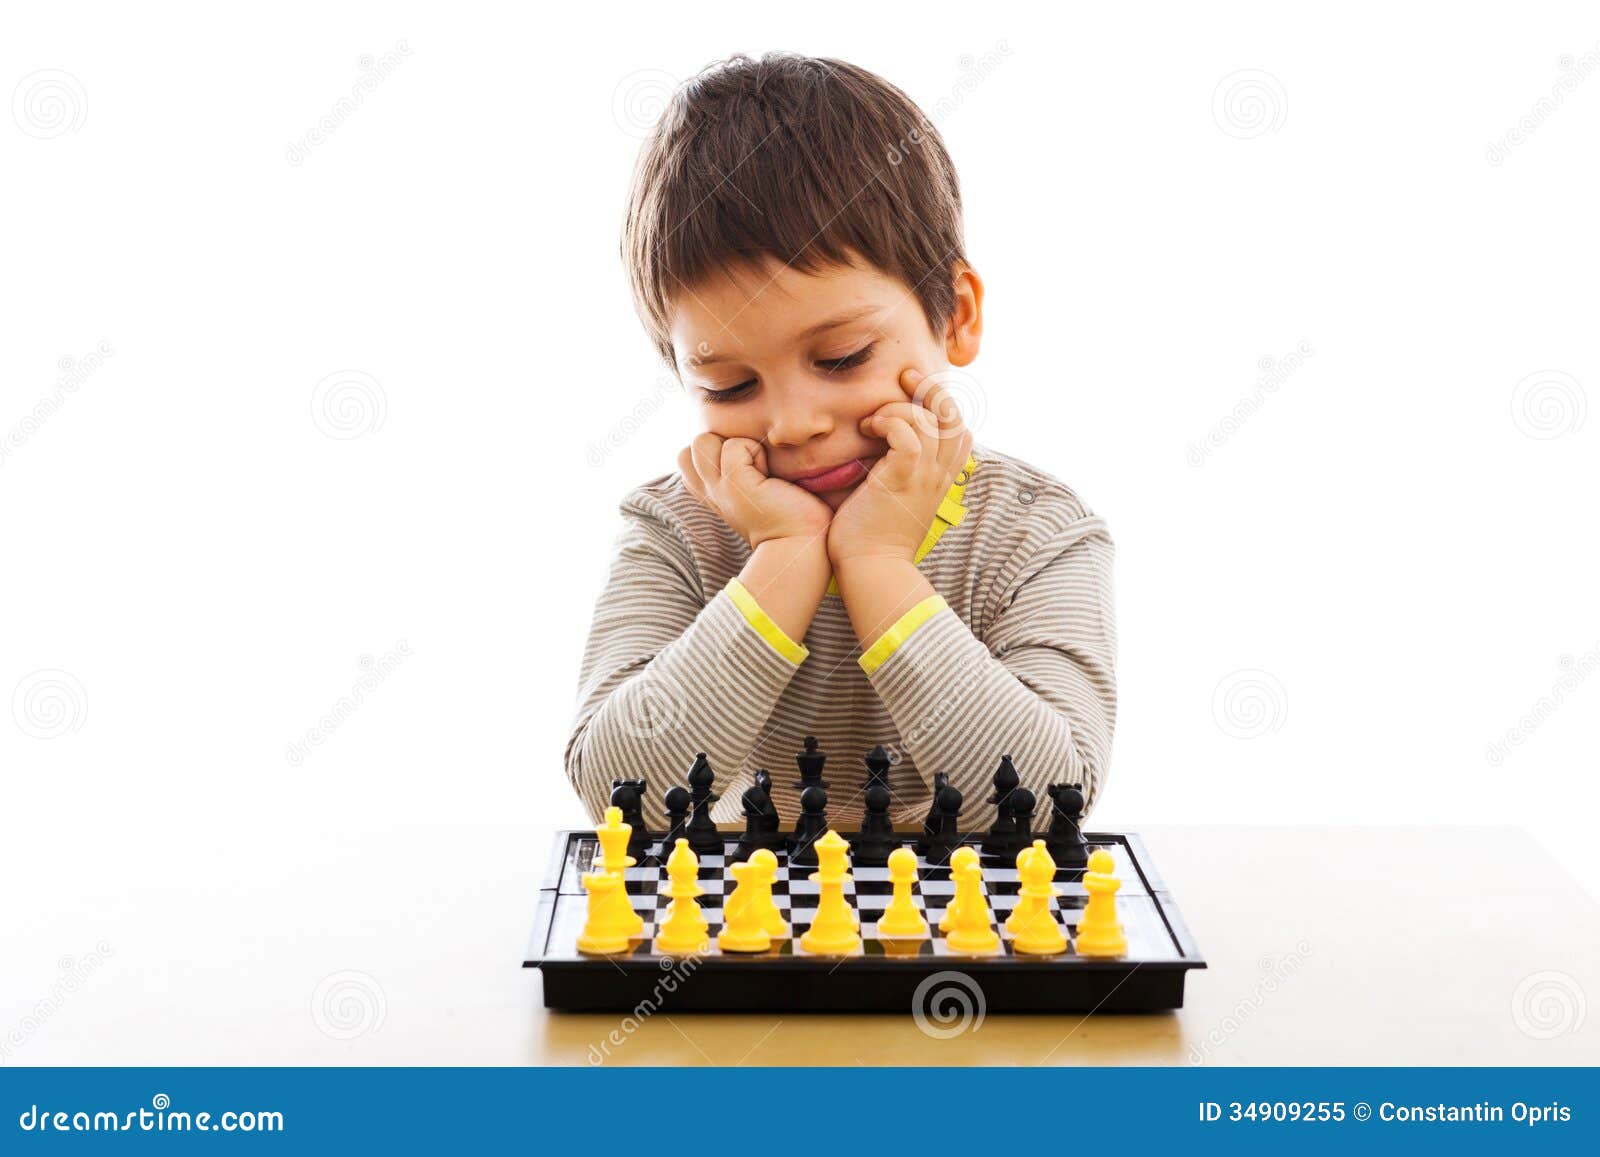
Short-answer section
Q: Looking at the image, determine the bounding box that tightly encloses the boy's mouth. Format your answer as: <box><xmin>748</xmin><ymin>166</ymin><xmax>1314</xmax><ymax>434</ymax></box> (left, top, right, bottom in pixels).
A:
<box><xmin>784</xmin><ymin>458</ymin><xmax>870</xmax><ymax>493</ymax></box>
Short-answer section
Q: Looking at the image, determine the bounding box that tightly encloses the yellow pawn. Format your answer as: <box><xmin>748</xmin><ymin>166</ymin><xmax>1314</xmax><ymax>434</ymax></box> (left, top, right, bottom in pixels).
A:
<box><xmin>654</xmin><ymin>838</ymin><xmax>708</xmax><ymax>955</ymax></box>
<box><xmin>875</xmin><ymin>847</ymin><xmax>929</xmax><ymax>937</ymax></box>
<box><xmin>595</xmin><ymin>805</ymin><xmax>643</xmax><ymax>938</ymax></box>
<box><xmin>944</xmin><ymin>849</ymin><xmax>1000</xmax><ymax>954</ymax></box>
<box><xmin>1073</xmin><ymin>847</ymin><xmax>1128</xmax><ymax>958</ymax></box>
<box><xmin>799</xmin><ymin>831</ymin><xmax>860</xmax><ymax>955</ymax></box>
<box><xmin>1009</xmin><ymin>840</ymin><xmax>1067</xmax><ymax>955</ymax></box>
<box><xmin>939</xmin><ymin>846</ymin><xmax>980</xmax><ymax>933</ymax></box>
<box><xmin>576</xmin><ymin>870</ymin><xmax>632</xmax><ymax>955</ymax></box>
<box><xmin>722</xmin><ymin>849</ymin><xmax>788</xmax><ymax>938</ymax></box>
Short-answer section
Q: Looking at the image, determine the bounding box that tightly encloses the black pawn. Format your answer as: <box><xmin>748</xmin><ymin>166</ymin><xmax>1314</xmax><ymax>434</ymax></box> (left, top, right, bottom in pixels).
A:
<box><xmin>795</xmin><ymin>735</ymin><xmax>828</xmax><ymax>791</ymax></box>
<box><xmin>1008</xmin><ymin>787</ymin><xmax>1036</xmax><ymax>859</ymax></box>
<box><xmin>609</xmin><ymin>779</ymin><xmax>651</xmax><ymax>859</ymax></box>
<box><xmin>1044</xmin><ymin>783</ymin><xmax>1089</xmax><ymax>868</ymax></box>
<box><xmin>981</xmin><ymin>755</ymin><xmax>1021</xmax><ymax>856</ymax></box>
<box><xmin>685</xmin><ymin>752</ymin><xmax>722</xmax><ymax>856</ymax></box>
<box><xmin>661</xmin><ymin>786</ymin><xmax>691</xmax><ymax>854</ymax></box>
<box><xmin>789</xmin><ymin>785</ymin><xmax>830</xmax><ymax>867</ymax></box>
<box><xmin>849</xmin><ymin>783</ymin><xmax>898</xmax><ymax>867</ymax></box>
<box><xmin>735</xmin><ymin>769</ymin><xmax>784</xmax><ymax>860</ymax></box>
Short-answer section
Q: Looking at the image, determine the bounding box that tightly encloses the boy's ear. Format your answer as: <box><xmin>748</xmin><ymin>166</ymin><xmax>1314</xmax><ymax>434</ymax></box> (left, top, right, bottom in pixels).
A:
<box><xmin>944</xmin><ymin>262</ymin><xmax>984</xmax><ymax>368</ymax></box>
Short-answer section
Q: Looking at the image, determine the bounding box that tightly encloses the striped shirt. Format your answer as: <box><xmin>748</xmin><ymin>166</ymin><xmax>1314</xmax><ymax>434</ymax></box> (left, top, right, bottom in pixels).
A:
<box><xmin>564</xmin><ymin>445</ymin><xmax>1117</xmax><ymax>834</ymax></box>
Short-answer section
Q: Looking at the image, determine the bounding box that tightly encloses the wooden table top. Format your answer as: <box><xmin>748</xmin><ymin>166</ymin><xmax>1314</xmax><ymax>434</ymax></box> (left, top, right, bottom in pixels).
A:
<box><xmin>5</xmin><ymin>822</ymin><xmax>1597</xmax><ymax>1065</ymax></box>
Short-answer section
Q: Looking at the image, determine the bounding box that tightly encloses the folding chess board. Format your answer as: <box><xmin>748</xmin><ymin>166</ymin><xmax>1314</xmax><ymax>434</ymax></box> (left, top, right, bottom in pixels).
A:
<box><xmin>525</xmin><ymin>829</ymin><xmax>1205</xmax><ymax>1012</ymax></box>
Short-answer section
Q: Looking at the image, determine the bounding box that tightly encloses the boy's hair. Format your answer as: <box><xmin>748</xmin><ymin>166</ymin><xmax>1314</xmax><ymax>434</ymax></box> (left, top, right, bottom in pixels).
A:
<box><xmin>621</xmin><ymin>52</ymin><xmax>967</xmax><ymax>372</ymax></box>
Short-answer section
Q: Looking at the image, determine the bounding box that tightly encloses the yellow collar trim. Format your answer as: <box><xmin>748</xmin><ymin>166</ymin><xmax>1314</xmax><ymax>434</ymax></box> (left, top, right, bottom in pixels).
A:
<box><xmin>825</xmin><ymin>453</ymin><xmax>978</xmax><ymax>596</ymax></box>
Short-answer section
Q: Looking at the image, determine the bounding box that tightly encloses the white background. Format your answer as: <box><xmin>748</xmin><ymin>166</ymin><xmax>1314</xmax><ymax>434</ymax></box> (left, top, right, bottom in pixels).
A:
<box><xmin>4</xmin><ymin>0</ymin><xmax>1598</xmax><ymax>1041</ymax></box>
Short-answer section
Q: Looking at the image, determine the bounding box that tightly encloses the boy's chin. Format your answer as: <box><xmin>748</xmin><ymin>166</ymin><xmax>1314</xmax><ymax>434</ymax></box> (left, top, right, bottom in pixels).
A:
<box><xmin>819</xmin><ymin>481</ymin><xmax>864</xmax><ymax>511</ymax></box>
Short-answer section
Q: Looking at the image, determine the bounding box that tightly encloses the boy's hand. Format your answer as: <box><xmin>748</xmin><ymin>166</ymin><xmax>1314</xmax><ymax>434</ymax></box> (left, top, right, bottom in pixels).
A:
<box><xmin>827</xmin><ymin>368</ymin><xmax>974</xmax><ymax>566</ymax></box>
<box><xmin>678</xmin><ymin>433</ymin><xmax>833</xmax><ymax>549</ymax></box>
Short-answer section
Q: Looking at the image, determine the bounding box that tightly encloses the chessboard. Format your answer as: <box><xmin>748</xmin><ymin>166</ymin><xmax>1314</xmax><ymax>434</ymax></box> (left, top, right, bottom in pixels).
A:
<box><xmin>524</xmin><ymin>829</ymin><xmax>1205</xmax><ymax>1013</ymax></box>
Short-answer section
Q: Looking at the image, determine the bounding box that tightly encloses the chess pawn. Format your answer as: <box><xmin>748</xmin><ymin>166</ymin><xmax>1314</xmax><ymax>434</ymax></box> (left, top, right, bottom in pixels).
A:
<box><xmin>917</xmin><ymin>780</ymin><xmax>964</xmax><ymax>865</ymax></box>
<box><xmin>1073</xmin><ymin>847</ymin><xmax>1127</xmax><ymax>957</ymax></box>
<box><xmin>944</xmin><ymin>849</ymin><xmax>1000</xmax><ymax>954</ymax></box>
<box><xmin>576</xmin><ymin>870</ymin><xmax>633</xmax><ymax>955</ymax></box>
<box><xmin>848</xmin><ymin>783</ymin><xmax>898</xmax><ymax>867</ymax></box>
<box><xmin>789</xmin><ymin>785</ymin><xmax>830</xmax><ymax>866</ymax></box>
<box><xmin>661</xmin><ymin>786</ymin><xmax>691</xmax><ymax>855</ymax></box>
<box><xmin>875</xmin><ymin>847</ymin><xmax>929</xmax><ymax>938</ymax></box>
<box><xmin>654</xmin><ymin>838</ymin><xmax>709</xmax><ymax>955</ymax></box>
<box><xmin>1008</xmin><ymin>840</ymin><xmax>1066</xmax><ymax>955</ymax></box>
<box><xmin>799</xmin><ymin>831</ymin><xmax>860</xmax><ymax>955</ymax></box>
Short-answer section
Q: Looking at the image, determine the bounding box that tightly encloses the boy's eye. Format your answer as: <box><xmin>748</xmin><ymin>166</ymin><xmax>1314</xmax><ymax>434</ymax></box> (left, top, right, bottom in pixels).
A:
<box><xmin>817</xmin><ymin>343</ymin><xmax>876</xmax><ymax>374</ymax></box>
<box><xmin>702</xmin><ymin>381</ymin><xmax>754</xmax><ymax>404</ymax></box>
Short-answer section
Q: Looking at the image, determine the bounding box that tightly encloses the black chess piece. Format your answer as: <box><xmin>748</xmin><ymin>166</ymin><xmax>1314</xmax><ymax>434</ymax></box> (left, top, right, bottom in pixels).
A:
<box><xmin>849</xmin><ymin>783</ymin><xmax>898</xmax><ymax>867</ymax></box>
<box><xmin>609</xmin><ymin>778</ymin><xmax>651</xmax><ymax>859</ymax></box>
<box><xmin>981</xmin><ymin>755</ymin><xmax>1023</xmax><ymax>857</ymax></box>
<box><xmin>661</xmin><ymin>785</ymin><xmax>691</xmax><ymax>854</ymax></box>
<box><xmin>1007</xmin><ymin>787</ymin><xmax>1037</xmax><ymax>859</ymax></box>
<box><xmin>915</xmin><ymin>772</ymin><xmax>952</xmax><ymax>855</ymax></box>
<box><xmin>916</xmin><ymin>780</ymin><xmax>964</xmax><ymax>865</ymax></box>
<box><xmin>1044</xmin><ymin>782</ymin><xmax>1089</xmax><ymax>867</ymax></box>
<box><xmin>788</xmin><ymin>785</ymin><xmax>830</xmax><ymax>867</ymax></box>
<box><xmin>735</xmin><ymin>769</ymin><xmax>784</xmax><ymax>859</ymax></box>
<box><xmin>795</xmin><ymin>735</ymin><xmax>828</xmax><ymax>791</ymax></box>
<box><xmin>685</xmin><ymin>752</ymin><xmax>722</xmax><ymax>855</ymax></box>
<box><xmin>862</xmin><ymin>744</ymin><xmax>891</xmax><ymax>791</ymax></box>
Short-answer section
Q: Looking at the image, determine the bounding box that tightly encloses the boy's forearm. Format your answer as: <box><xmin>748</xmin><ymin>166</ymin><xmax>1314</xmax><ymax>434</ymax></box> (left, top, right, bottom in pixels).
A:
<box><xmin>832</xmin><ymin>556</ymin><xmax>937</xmax><ymax>652</ymax></box>
<box><xmin>737</xmin><ymin>534</ymin><xmax>832</xmax><ymax>644</ymax></box>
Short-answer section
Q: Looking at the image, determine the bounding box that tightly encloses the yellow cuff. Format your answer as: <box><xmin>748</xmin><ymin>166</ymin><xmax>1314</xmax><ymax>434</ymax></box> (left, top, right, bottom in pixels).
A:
<box><xmin>724</xmin><ymin>578</ymin><xmax>809</xmax><ymax>665</ymax></box>
<box><xmin>858</xmin><ymin>594</ymin><xmax>948</xmax><ymax>675</ymax></box>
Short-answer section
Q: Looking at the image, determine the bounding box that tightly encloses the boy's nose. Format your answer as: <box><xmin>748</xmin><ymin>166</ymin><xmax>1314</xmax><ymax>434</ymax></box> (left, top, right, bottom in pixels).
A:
<box><xmin>764</xmin><ymin>386</ymin><xmax>834</xmax><ymax>447</ymax></box>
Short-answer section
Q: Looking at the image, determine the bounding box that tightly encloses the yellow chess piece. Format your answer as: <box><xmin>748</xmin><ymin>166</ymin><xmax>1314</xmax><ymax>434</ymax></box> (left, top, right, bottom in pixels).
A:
<box><xmin>576</xmin><ymin>870</ymin><xmax>632</xmax><ymax>955</ymax></box>
<box><xmin>1008</xmin><ymin>840</ymin><xmax>1067</xmax><ymax>955</ymax></box>
<box><xmin>944</xmin><ymin>849</ymin><xmax>1000</xmax><ymax>954</ymax></box>
<box><xmin>939</xmin><ymin>846</ymin><xmax>979</xmax><ymax>933</ymax></box>
<box><xmin>722</xmin><ymin>848</ymin><xmax>788</xmax><ymax>938</ymax></box>
<box><xmin>654</xmin><ymin>838</ymin><xmax>709</xmax><ymax>955</ymax></box>
<box><xmin>1073</xmin><ymin>847</ymin><xmax>1127</xmax><ymax>957</ymax></box>
<box><xmin>594</xmin><ymin>805</ymin><xmax>643</xmax><ymax>938</ymax></box>
<box><xmin>718</xmin><ymin>859</ymin><xmax>775</xmax><ymax>952</ymax></box>
<box><xmin>799</xmin><ymin>831</ymin><xmax>860</xmax><ymax>955</ymax></box>
<box><xmin>875</xmin><ymin>847</ymin><xmax>929</xmax><ymax>937</ymax></box>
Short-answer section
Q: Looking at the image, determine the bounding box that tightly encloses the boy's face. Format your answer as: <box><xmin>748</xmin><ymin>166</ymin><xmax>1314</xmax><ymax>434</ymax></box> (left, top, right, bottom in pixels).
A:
<box><xmin>670</xmin><ymin>253</ymin><xmax>979</xmax><ymax>510</ymax></box>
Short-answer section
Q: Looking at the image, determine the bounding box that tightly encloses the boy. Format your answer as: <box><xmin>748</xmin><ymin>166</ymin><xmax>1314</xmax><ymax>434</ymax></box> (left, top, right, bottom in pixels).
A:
<box><xmin>565</xmin><ymin>52</ymin><xmax>1116</xmax><ymax>832</ymax></box>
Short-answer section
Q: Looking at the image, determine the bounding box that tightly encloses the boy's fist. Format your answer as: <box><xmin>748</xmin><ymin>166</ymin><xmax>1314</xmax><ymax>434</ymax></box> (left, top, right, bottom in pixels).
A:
<box><xmin>678</xmin><ymin>433</ymin><xmax>833</xmax><ymax>549</ymax></box>
<box><xmin>827</xmin><ymin>368</ymin><xmax>974</xmax><ymax>566</ymax></box>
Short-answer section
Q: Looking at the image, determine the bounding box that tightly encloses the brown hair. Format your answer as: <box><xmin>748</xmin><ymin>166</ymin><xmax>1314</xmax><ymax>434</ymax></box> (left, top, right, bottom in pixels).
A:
<box><xmin>621</xmin><ymin>52</ymin><xmax>967</xmax><ymax>372</ymax></box>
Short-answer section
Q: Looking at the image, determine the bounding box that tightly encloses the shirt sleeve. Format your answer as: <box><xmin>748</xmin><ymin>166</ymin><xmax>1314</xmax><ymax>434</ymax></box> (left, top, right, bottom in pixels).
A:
<box><xmin>859</xmin><ymin>515</ymin><xmax>1118</xmax><ymax>819</ymax></box>
<box><xmin>563</xmin><ymin>494</ymin><xmax>806</xmax><ymax>826</ymax></box>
